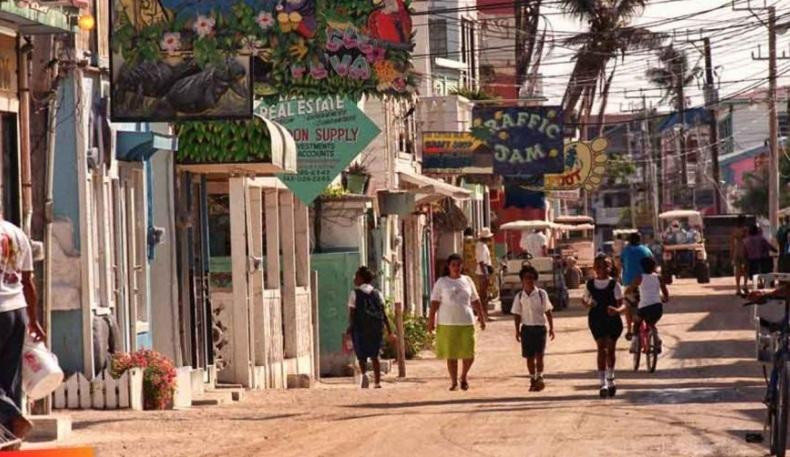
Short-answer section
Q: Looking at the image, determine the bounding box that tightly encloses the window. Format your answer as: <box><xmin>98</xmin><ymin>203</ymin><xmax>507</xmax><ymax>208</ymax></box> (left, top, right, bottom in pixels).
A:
<box><xmin>780</xmin><ymin>112</ymin><xmax>789</xmax><ymax>138</ymax></box>
<box><xmin>461</xmin><ymin>18</ymin><xmax>477</xmax><ymax>86</ymax></box>
<box><xmin>429</xmin><ymin>19</ymin><xmax>448</xmax><ymax>59</ymax></box>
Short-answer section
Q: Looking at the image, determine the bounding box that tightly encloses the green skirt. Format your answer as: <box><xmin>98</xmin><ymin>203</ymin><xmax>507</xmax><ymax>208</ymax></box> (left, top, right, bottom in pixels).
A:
<box><xmin>435</xmin><ymin>325</ymin><xmax>476</xmax><ymax>360</ymax></box>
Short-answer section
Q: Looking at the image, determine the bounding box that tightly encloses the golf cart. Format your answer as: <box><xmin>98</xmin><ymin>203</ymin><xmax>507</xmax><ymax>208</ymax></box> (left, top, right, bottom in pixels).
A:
<box><xmin>659</xmin><ymin>210</ymin><xmax>711</xmax><ymax>284</ymax></box>
<box><xmin>498</xmin><ymin>220</ymin><xmax>569</xmax><ymax>313</ymax></box>
<box><xmin>555</xmin><ymin>218</ymin><xmax>596</xmax><ymax>278</ymax></box>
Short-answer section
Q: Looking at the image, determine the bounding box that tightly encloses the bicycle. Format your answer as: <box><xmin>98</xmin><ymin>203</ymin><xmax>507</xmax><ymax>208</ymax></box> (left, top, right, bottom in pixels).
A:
<box><xmin>746</xmin><ymin>273</ymin><xmax>790</xmax><ymax>457</ymax></box>
<box><xmin>631</xmin><ymin>316</ymin><xmax>660</xmax><ymax>373</ymax></box>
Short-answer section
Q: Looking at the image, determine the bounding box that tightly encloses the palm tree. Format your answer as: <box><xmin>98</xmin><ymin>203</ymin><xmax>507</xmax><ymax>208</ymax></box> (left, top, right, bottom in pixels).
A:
<box><xmin>646</xmin><ymin>44</ymin><xmax>702</xmax><ymax>188</ymax></box>
<box><xmin>560</xmin><ymin>0</ymin><xmax>663</xmax><ymax>135</ymax></box>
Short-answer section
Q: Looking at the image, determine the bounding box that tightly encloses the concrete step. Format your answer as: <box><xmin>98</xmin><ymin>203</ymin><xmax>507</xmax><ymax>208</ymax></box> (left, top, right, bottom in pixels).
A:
<box><xmin>207</xmin><ymin>387</ymin><xmax>244</xmax><ymax>402</ymax></box>
<box><xmin>27</xmin><ymin>415</ymin><xmax>71</xmax><ymax>442</ymax></box>
<box><xmin>191</xmin><ymin>390</ymin><xmax>233</xmax><ymax>407</ymax></box>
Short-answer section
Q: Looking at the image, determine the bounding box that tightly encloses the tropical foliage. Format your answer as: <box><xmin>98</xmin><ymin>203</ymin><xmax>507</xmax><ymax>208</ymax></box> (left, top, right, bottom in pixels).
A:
<box><xmin>176</xmin><ymin>119</ymin><xmax>272</xmax><ymax>163</ymax></box>
<box><xmin>645</xmin><ymin>44</ymin><xmax>702</xmax><ymax>108</ymax></box>
<box><xmin>560</xmin><ymin>0</ymin><xmax>663</xmax><ymax>131</ymax></box>
<box><xmin>736</xmin><ymin>154</ymin><xmax>790</xmax><ymax>217</ymax></box>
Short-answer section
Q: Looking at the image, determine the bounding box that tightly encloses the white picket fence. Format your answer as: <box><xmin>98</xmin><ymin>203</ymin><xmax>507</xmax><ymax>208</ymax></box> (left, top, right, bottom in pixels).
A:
<box><xmin>52</xmin><ymin>368</ymin><xmax>144</xmax><ymax>410</ymax></box>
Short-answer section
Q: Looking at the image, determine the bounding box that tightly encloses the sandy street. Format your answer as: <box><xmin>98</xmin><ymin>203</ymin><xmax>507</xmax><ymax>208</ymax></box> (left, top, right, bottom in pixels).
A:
<box><xmin>37</xmin><ymin>277</ymin><xmax>770</xmax><ymax>457</ymax></box>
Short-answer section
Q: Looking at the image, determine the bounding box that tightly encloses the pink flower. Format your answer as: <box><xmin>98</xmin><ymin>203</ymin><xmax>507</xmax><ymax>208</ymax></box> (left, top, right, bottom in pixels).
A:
<box><xmin>291</xmin><ymin>65</ymin><xmax>305</xmax><ymax>79</ymax></box>
<box><xmin>310</xmin><ymin>64</ymin><xmax>327</xmax><ymax>79</ymax></box>
<box><xmin>342</xmin><ymin>29</ymin><xmax>358</xmax><ymax>49</ymax></box>
<box><xmin>256</xmin><ymin>11</ymin><xmax>274</xmax><ymax>30</ymax></box>
<box><xmin>325</xmin><ymin>29</ymin><xmax>342</xmax><ymax>52</ymax></box>
<box><xmin>365</xmin><ymin>47</ymin><xmax>386</xmax><ymax>63</ymax></box>
<box><xmin>358</xmin><ymin>41</ymin><xmax>373</xmax><ymax>54</ymax></box>
<box><xmin>392</xmin><ymin>77</ymin><xmax>407</xmax><ymax>92</ymax></box>
<box><xmin>192</xmin><ymin>15</ymin><xmax>215</xmax><ymax>37</ymax></box>
<box><xmin>160</xmin><ymin>32</ymin><xmax>181</xmax><ymax>53</ymax></box>
<box><xmin>349</xmin><ymin>65</ymin><xmax>370</xmax><ymax>80</ymax></box>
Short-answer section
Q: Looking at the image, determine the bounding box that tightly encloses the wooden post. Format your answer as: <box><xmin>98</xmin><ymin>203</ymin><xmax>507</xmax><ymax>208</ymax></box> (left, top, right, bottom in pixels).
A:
<box><xmin>279</xmin><ymin>192</ymin><xmax>297</xmax><ymax>359</ymax></box>
<box><xmin>395</xmin><ymin>302</ymin><xmax>406</xmax><ymax>378</ymax></box>
<box><xmin>311</xmin><ymin>270</ymin><xmax>320</xmax><ymax>381</ymax></box>
<box><xmin>227</xmin><ymin>177</ymin><xmax>252</xmax><ymax>387</ymax></box>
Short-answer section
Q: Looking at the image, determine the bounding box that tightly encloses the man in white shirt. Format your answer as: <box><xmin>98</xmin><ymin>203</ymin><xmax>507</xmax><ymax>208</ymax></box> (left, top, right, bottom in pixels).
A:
<box><xmin>0</xmin><ymin>219</ymin><xmax>44</xmax><ymax>447</ymax></box>
<box><xmin>476</xmin><ymin>228</ymin><xmax>494</xmax><ymax>322</ymax></box>
<box><xmin>521</xmin><ymin>229</ymin><xmax>548</xmax><ymax>258</ymax></box>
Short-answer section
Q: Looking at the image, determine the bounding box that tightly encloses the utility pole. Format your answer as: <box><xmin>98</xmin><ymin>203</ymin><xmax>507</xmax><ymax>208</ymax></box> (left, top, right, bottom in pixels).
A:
<box><xmin>741</xmin><ymin>1</ymin><xmax>789</xmax><ymax>237</ymax></box>
<box><xmin>703</xmin><ymin>37</ymin><xmax>723</xmax><ymax>214</ymax></box>
<box><xmin>625</xmin><ymin>90</ymin><xmax>663</xmax><ymax>234</ymax></box>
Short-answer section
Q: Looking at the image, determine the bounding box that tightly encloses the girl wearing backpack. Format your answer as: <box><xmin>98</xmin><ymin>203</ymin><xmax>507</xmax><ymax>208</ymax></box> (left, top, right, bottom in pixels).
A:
<box><xmin>582</xmin><ymin>256</ymin><xmax>625</xmax><ymax>398</ymax></box>
<box><xmin>347</xmin><ymin>266</ymin><xmax>393</xmax><ymax>388</ymax></box>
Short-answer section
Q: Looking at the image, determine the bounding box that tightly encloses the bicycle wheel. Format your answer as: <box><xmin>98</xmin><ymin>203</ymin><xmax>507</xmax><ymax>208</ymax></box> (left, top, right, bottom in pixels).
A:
<box><xmin>773</xmin><ymin>363</ymin><xmax>789</xmax><ymax>457</ymax></box>
<box><xmin>646</xmin><ymin>329</ymin><xmax>659</xmax><ymax>373</ymax></box>
<box><xmin>632</xmin><ymin>333</ymin><xmax>641</xmax><ymax>371</ymax></box>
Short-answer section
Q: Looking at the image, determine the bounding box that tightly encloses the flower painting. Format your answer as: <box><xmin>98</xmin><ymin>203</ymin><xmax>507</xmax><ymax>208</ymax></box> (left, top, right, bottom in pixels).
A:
<box><xmin>110</xmin><ymin>0</ymin><xmax>416</xmax><ymax>121</ymax></box>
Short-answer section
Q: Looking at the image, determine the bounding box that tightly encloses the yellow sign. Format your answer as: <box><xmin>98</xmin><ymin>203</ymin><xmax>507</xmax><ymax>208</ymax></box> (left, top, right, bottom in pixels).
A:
<box><xmin>521</xmin><ymin>138</ymin><xmax>608</xmax><ymax>192</ymax></box>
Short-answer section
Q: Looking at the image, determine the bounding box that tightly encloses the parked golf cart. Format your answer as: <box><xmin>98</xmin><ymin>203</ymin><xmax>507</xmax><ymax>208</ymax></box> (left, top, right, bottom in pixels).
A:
<box><xmin>497</xmin><ymin>220</ymin><xmax>569</xmax><ymax>313</ymax></box>
<box><xmin>658</xmin><ymin>210</ymin><xmax>710</xmax><ymax>284</ymax></box>
<box><xmin>555</xmin><ymin>218</ymin><xmax>596</xmax><ymax>281</ymax></box>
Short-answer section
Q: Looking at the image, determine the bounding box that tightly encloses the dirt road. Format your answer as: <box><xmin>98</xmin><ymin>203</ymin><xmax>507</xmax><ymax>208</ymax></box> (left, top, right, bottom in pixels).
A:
<box><xmin>41</xmin><ymin>278</ymin><xmax>769</xmax><ymax>457</ymax></box>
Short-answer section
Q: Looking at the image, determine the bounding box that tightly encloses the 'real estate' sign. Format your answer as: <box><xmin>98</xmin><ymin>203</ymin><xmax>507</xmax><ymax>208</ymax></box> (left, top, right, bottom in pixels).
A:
<box><xmin>422</xmin><ymin>132</ymin><xmax>493</xmax><ymax>174</ymax></box>
<box><xmin>470</xmin><ymin>105</ymin><xmax>564</xmax><ymax>177</ymax></box>
<box><xmin>256</xmin><ymin>95</ymin><xmax>380</xmax><ymax>205</ymax></box>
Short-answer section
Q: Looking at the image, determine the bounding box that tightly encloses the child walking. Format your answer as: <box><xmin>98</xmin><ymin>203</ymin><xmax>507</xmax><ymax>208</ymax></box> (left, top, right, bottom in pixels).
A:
<box><xmin>347</xmin><ymin>266</ymin><xmax>393</xmax><ymax>388</ymax></box>
<box><xmin>582</xmin><ymin>256</ymin><xmax>626</xmax><ymax>398</ymax></box>
<box><xmin>626</xmin><ymin>257</ymin><xmax>669</xmax><ymax>354</ymax></box>
<box><xmin>512</xmin><ymin>265</ymin><xmax>555</xmax><ymax>392</ymax></box>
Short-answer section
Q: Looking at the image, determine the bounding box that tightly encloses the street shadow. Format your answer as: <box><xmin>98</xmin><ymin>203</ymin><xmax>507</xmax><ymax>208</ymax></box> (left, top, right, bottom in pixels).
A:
<box><xmin>672</xmin><ymin>339</ymin><xmax>755</xmax><ymax>359</ymax></box>
<box><xmin>569</xmin><ymin>380</ymin><xmax>763</xmax><ymax>392</ymax></box>
<box><xmin>544</xmin><ymin>360</ymin><xmax>763</xmax><ymax>380</ymax></box>
<box><xmin>689</xmin><ymin>310</ymin><xmax>754</xmax><ymax>332</ymax></box>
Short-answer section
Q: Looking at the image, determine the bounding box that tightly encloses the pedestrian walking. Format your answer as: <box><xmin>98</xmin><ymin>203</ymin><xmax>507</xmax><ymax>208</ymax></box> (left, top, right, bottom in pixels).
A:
<box><xmin>521</xmin><ymin>228</ymin><xmax>548</xmax><ymax>258</ymax></box>
<box><xmin>428</xmin><ymin>254</ymin><xmax>486</xmax><ymax>391</ymax></box>
<box><xmin>582</xmin><ymin>256</ymin><xmax>625</xmax><ymax>398</ymax></box>
<box><xmin>777</xmin><ymin>214</ymin><xmax>790</xmax><ymax>273</ymax></box>
<box><xmin>731</xmin><ymin>216</ymin><xmax>749</xmax><ymax>296</ymax></box>
<box><xmin>512</xmin><ymin>265</ymin><xmax>555</xmax><ymax>392</ymax></box>
<box><xmin>0</xmin><ymin>218</ymin><xmax>44</xmax><ymax>448</ymax></box>
<box><xmin>627</xmin><ymin>257</ymin><xmax>669</xmax><ymax>354</ymax></box>
<box><xmin>346</xmin><ymin>266</ymin><xmax>393</xmax><ymax>389</ymax></box>
<box><xmin>476</xmin><ymin>228</ymin><xmax>495</xmax><ymax>322</ymax></box>
<box><xmin>620</xmin><ymin>232</ymin><xmax>653</xmax><ymax>339</ymax></box>
<box><xmin>744</xmin><ymin>224</ymin><xmax>777</xmax><ymax>291</ymax></box>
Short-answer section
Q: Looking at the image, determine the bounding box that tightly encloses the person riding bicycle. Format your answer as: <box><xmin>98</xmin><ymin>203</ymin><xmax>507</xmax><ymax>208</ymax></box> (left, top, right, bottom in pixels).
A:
<box><xmin>626</xmin><ymin>257</ymin><xmax>669</xmax><ymax>354</ymax></box>
<box><xmin>621</xmin><ymin>232</ymin><xmax>654</xmax><ymax>340</ymax></box>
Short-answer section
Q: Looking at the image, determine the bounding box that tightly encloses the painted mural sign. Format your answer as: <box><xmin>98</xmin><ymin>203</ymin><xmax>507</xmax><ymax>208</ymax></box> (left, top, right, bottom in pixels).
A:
<box><xmin>517</xmin><ymin>138</ymin><xmax>609</xmax><ymax>192</ymax></box>
<box><xmin>422</xmin><ymin>132</ymin><xmax>493</xmax><ymax>174</ymax></box>
<box><xmin>256</xmin><ymin>95</ymin><xmax>380</xmax><ymax>205</ymax></box>
<box><xmin>110</xmin><ymin>0</ymin><xmax>416</xmax><ymax>122</ymax></box>
<box><xmin>470</xmin><ymin>105</ymin><xmax>564</xmax><ymax>177</ymax></box>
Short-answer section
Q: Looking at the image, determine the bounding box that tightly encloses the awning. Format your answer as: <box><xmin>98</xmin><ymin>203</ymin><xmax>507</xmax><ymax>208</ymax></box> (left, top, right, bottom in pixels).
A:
<box><xmin>175</xmin><ymin>114</ymin><xmax>297</xmax><ymax>176</ymax></box>
<box><xmin>114</xmin><ymin>123</ymin><xmax>178</xmax><ymax>162</ymax></box>
<box><xmin>398</xmin><ymin>171</ymin><xmax>471</xmax><ymax>204</ymax></box>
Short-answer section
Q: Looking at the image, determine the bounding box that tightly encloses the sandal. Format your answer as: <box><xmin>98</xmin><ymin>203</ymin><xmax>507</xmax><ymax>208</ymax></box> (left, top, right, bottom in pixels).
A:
<box><xmin>449</xmin><ymin>383</ymin><xmax>458</xmax><ymax>391</ymax></box>
<box><xmin>460</xmin><ymin>380</ymin><xmax>469</xmax><ymax>391</ymax></box>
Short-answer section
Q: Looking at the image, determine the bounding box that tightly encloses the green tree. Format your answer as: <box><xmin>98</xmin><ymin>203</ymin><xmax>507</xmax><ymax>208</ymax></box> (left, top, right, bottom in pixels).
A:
<box><xmin>736</xmin><ymin>154</ymin><xmax>790</xmax><ymax>217</ymax></box>
<box><xmin>645</xmin><ymin>44</ymin><xmax>702</xmax><ymax>109</ymax></box>
<box><xmin>560</xmin><ymin>0</ymin><xmax>663</xmax><ymax>132</ymax></box>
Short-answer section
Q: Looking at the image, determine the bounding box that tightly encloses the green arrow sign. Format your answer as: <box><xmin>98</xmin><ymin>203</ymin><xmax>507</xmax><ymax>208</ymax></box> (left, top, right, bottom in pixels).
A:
<box><xmin>255</xmin><ymin>96</ymin><xmax>381</xmax><ymax>206</ymax></box>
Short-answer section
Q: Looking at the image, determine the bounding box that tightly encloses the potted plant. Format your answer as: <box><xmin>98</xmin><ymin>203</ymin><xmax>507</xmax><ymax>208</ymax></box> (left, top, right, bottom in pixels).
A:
<box><xmin>111</xmin><ymin>349</ymin><xmax>177</xmax><ymax>410</ymax></box>
<box><xmin>344</xmin><ymin>163</ymin><xmax>370</xmax><ymax>194</ymax></box>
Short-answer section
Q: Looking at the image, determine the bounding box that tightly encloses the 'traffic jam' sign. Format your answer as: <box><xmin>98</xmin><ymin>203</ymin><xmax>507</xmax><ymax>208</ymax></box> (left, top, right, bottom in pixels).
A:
<box><xmin>470</xmin><ymin>105</ymin><xmax>565</xmax><ymax>177</ymax></box>
<box><xmin>256</xmin><ymin>95</ymin><xmax>380</xmax><ymax>205</ymax></box>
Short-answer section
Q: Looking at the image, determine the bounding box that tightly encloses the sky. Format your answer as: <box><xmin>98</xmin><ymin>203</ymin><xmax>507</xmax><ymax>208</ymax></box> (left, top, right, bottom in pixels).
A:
<box><xmin>533</xmin><ymin>0</ymin><xmax>790</xmax><ymax>113</ymax></box>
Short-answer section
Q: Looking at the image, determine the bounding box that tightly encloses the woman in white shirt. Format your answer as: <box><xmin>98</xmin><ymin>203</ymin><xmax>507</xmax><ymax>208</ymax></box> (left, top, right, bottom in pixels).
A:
<box><xmin>428</xmin><ymin>254</ymin><xmax>486</xmax><ymax>391</ymax></box>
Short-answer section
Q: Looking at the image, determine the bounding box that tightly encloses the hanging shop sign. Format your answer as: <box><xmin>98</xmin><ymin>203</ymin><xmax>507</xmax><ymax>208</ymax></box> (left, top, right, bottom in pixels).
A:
<box><xmin>422</xmin><ymin>132</ymin><xmax>493</xmax><ymax>174</ymax></box>
<box><xmin>470</xmin><ymin>105</ymin><xmax>564</xmax><ymax>177</ymax></box>
<box><xmin>517</xmin><ymin>138</ymin><xmax>609</xmax><ymax>192</ymax></box>
<box><xmin>256</xmin><ymin>95</ymin><xmax>380</xmax><ymax>205</ymax></box>
<box><xmin>110</xmin><ymin>0</ymin><xmax>416</xmax><ymax>122</ymax></box>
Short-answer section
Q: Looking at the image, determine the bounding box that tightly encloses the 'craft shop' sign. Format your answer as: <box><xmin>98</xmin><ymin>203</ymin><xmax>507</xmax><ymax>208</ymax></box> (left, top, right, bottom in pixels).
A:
<box><xmin>422</xmin><ymin>132</ymin><xmax>493</xmax><ymax>174</ymax></box>
<box><xmin>471</xmin><ymin>105</ymin><xmax>564</xmax><ymax>177</ymax></box>
<box><xmin>257</xmin><ymin>95</ymin><xmax>380</xmax><ymax>205</ymax></box>
<box><xmin>518</xmin><ymin>138</ymin><xmax>609</xmax><ymax>192</ymax></box>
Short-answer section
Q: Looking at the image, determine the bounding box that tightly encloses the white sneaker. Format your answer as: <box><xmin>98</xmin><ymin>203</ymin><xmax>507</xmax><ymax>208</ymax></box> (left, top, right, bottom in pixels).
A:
<box><xmin>360</xmin><ymin>374</ymin><xmax>370</xmax><ymax>388</ymax></box>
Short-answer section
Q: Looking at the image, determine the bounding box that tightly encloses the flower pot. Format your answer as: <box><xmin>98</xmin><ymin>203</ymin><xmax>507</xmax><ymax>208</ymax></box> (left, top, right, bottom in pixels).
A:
<box><xmin>345</xmin><ymin>172</ymin><xmax>369</xmax><ymax>194</ymax></box>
